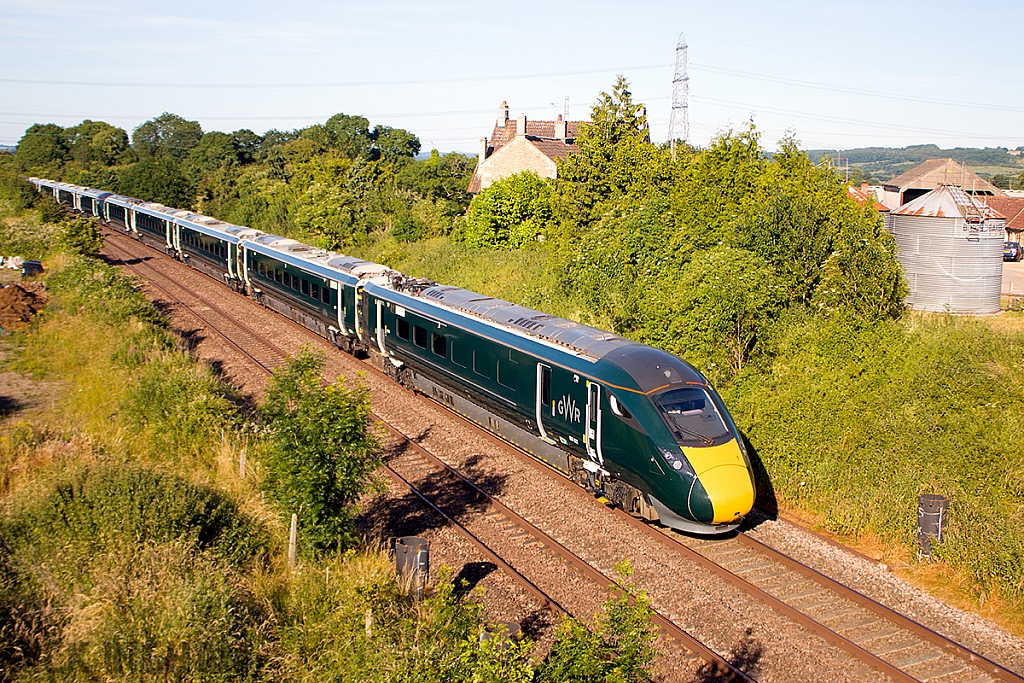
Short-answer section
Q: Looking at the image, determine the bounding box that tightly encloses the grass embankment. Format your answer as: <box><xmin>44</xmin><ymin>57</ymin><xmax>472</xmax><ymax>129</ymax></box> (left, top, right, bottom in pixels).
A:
<box><xmin>0</xmin><ymin>198</ymin><xmax>660</xmax><ymax>681</ymax></box>
<box><xmin>352</xmin><ymin>235</ymin><xmax>1024</xmax><ymax>632</ymax></box>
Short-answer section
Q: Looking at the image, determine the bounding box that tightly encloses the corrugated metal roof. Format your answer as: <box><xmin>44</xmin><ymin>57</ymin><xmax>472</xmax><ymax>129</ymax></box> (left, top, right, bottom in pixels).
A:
<box><xmin>887</xmin><ymin>159</ymin><xmax>1002</xmax><ymax>196</ymax></box>
<box><xmin>892</xmin><ymin>185</ymin><xmax>1005</xmax><ymax>220</ymax></box>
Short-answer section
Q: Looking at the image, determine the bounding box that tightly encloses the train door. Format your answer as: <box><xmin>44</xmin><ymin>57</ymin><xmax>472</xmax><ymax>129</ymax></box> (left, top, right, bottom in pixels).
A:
<box><xmin>585</xmin><ymin>381</ymin><xmax>604</xmax><ymax>466</ymax></box>
<box><xmin>536</xmin><ymin>363</ymin><xmax>554</xmax><ymax>442</ymax></box>
<box><xmin>355</xmin><ymin>285</ymin><xmax>369</xmax><ymax>344</ymax></box>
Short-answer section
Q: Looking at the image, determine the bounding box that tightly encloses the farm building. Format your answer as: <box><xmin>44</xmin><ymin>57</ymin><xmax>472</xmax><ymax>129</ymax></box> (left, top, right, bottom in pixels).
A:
<box><xmin>873</xmin><ymin>158</ymin><xmax>1003</xmax><ymax>209</ymax></box>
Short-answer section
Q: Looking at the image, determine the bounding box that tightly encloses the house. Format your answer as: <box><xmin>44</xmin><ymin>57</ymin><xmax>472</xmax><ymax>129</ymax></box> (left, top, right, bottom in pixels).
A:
<box><xmin>876</xmin><ymin>158</ymin><xmax>1003</xmax><ymax>208</ymax></box>
<box><xmin>985</xmin><ymin>196</ymin><xmax>1024</xmax><ymax>243</ymax></box>
<box><xmin>468</xmin><ymin>102</ymin><xmax>581</xmax><ymax>193</ymax></box>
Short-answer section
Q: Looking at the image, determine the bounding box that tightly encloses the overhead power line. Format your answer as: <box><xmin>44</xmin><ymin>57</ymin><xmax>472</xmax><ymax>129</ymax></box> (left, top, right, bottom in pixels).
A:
<box><xmin>690</xmin><ymin>63</ymin><xmax>1024</xmax><ymax>114</ymax></box>
<box><xmin>0</xmin><ymin>63</ymin><xmax>672</xmax><ymax>90</ymax></box>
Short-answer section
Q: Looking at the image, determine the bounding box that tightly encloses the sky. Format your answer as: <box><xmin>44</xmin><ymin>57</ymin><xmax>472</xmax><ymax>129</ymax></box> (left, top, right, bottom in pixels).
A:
<box><xmin>2</xmin><ymin>0</ymin><xmax>1023</xmax><ymax>154</ymax></box>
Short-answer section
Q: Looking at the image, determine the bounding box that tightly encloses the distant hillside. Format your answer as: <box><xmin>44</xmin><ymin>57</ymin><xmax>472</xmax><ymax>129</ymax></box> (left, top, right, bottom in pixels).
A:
<box><xmin>0</xmin><ymin>144</ymin><xmax>15</xmax><ymax>154</ymax></box>
<box><xmin>802</xmin><ymin>144</ymin><xmax>1024</xmax><ymax>183</ymax></box>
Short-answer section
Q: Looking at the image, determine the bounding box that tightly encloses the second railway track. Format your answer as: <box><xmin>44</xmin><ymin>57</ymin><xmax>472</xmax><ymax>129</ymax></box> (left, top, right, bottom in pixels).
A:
<box><xmin>101</xmin><ymin>228</ymin><xmax>1024</xmax><ymax>683</ymax></box>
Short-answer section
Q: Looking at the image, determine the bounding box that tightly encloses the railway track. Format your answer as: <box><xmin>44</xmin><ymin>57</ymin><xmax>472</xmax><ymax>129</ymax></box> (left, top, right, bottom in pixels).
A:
<box><xmin>101</xmin><ymin>230</ymin><xmax>754</xmax><ymax>682</ymax></box>
<box><xmin>101</xmin><ymin>228</ymin><xmax>1024</xmax><ymax>683</ymax></box>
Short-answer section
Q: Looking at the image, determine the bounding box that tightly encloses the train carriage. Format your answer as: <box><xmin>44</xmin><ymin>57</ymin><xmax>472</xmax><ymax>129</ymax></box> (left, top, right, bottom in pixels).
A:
<box><xmin>75</xmin><ymin>187</ymin><xmax>111</xmax><ymax>218</ymax></box>
<box><xmin>174</xmin><ymin>215</ymin><xmax>260</xmax><ymax>289</ymax></box>
<box><xmin>242</xmin><ymin>236</ymin><xmax>388</xmax><ymax>348</ymax></box>
<box><xmin>363</xmin><ymin>280</ymin><xmax>756</xmax><ymax>534</ymax></box>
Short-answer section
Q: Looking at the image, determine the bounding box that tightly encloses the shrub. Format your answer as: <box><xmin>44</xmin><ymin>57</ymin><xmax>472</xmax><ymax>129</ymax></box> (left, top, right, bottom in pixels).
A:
<box><xmin>259</xmin><ymin>348</ymin><xmax>379</xmax><ymax>554</ymax></box>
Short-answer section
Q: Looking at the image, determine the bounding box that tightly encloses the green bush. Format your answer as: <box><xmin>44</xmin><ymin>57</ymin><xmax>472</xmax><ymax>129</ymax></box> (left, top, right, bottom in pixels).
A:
<box><xmin>259</xmin><ymin>348</ymin><xmax>379</xmax><ymax>554</ymax></box>
<box><xmin>725</xmin><ymin>313</ymin><xmax>1024</xmax><ymax>606</ymax></box>
<box><xmin>46</xmin><ymin>255</ymin><xmax>165</xmax><ymax>326</ymax></box>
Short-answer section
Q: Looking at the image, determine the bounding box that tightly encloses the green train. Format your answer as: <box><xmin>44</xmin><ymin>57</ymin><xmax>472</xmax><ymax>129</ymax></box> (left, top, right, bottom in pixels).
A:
<box><xmin>31</xmin><ymin>177</ymin><xmax>756</xmax><ymax>534</ymax></box>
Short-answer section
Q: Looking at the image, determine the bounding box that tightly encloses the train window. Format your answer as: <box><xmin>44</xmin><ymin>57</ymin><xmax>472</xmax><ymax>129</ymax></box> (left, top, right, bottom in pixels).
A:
<box><xmin>413</xmin><ymin>325</ymin><xmax>427</xmax><ymax>349</ymax></box>
<box><xmin>473</xmin><ymin>351</ymin><xmax>493</xmax><ymax>379</ymax></box>
<box><xmin>498</xmin><ymin>360</ymin><xmax>517</xmax><ymax>390</ymax></box>
<box><xmin>301</xmin><ymin>279</ymin><xmax>309</xmax><ymax>296</ymax></box>
<box><xmin>508</xmin><ymin>349</ymin><xmax>520</xmax><ymax>363</ymax></box>
<box><xmin>397</xmin><ymin>318</ymin><xmax>410</xmax><ymax>340</ymax></box>
<box><xmin>609</xmin><ymin>394</ymin><xmax>633</xmax><ymax>420</ymax></box>
<box><xmin>291</xmin><ymin>275</ymin><xmax>299</xmax><ymax>291</ymax></box>
<box><xmin>541</xmin><ymin>366</ymin><xmax>551</xmax><ymax>405</ymax></box>
<box><xmin>451</xmin><ymin>341</ymin><xmax>468</xmax><ymax>368</ymax></box>
<box><xmin>310</xmin><ymin>283</ymin><xmax>319</xmax><ymax>300</ymax></box>
<box><xmin>431</xmin><ymin>333</ymin><xmax>447</xmax><ymax>358</ymax></box>
<box><xmin>283</xmin><ymin>272</ymin><xmax>291</xmax><ymax>288</ymax></box>
<box><xmin>321</xmin><ymin>287</ymin><xmax>331</xmax><ymax>304</ymax></box>
<box><xmin>275</xmin><ymin>269</ymin><xmax>282</xmax><ymax>283</ymax></box>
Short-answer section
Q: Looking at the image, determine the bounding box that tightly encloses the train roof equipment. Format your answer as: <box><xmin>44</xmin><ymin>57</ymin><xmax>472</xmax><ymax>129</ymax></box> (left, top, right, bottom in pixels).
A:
<box><xmin>244</xmin><ymin>234</ymin><xmax>391</xmax><ymax>286</ymax></box>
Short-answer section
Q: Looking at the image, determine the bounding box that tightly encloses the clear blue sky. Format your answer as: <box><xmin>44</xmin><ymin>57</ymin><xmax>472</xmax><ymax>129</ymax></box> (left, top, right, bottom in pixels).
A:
<box><xmin>2</xmin><ymin>0</ymin><xmax>1022</xmax><ymax>153</ymax></box>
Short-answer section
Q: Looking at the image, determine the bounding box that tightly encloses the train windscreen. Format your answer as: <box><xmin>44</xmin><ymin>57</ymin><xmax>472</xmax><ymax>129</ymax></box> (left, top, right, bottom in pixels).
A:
<box><xmin>653</xmin><ymin>387</ymin><xmax>732</xmax><ymax>447</ymax></box>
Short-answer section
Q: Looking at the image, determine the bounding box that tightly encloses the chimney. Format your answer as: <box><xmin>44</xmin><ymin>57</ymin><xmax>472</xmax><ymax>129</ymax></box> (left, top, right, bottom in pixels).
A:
<box><xmin>498</xmin><ymin>101</ymin><xmax>509</xmax><ymax>127</ymax></box>
<box><xmin>554</xmin><ymin>114</ymin><xmax>566</xmax><ymax>140</ymax></box>
<box><xmin>516</xmin><ymin>113</ymin><xmax>527</xmax><ymax>136</ymax></box>
<box><xmin>478</xmin><ymin>137</ymin><xmax>488</xmax><ymax>163</ymax></box>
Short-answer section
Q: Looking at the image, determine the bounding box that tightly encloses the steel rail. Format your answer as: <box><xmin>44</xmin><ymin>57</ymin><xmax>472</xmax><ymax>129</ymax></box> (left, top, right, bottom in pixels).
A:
<box><xmin>101</xmin><ymin>229</ymin><xmax>755</xmax><ymax>683</ymax></box>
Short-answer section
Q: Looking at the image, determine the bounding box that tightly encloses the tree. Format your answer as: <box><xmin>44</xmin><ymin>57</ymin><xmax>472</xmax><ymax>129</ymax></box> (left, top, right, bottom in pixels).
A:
<box><xmin>464</xmin><ymin>171</ymin><xmax>553</xmax><ymax>249</ymax></box>
<box><xmin>132</xmin><ymin>112</ymin><xmax>203</xmax><ymax>161</ymax></box>
<box><xmin>555</xmin><ymin>76</ymin><xmax>667</xmax><ymax>225</ymax></box>
<box><xmin>370</xmin><ymin>124</ymin><xmax>421</xmax><ymax>162</ymax></box>
<box><xmin>188</xmin><ymin>131</ymin><xmax>240</xmax><ymax>178</ymax></box>
<box><xmin>118</xmin><ymin>155</ymin><xmax>193</xmax><ymax>208</ymax></box>
<box><xmin>258</xmin><ymin>349</ymin><xmax>379</xmax><ymax>554</ymax></box>
<box><xmin>664</xmin><ymin>246</ymin><xmax>786</xmax><ymax>378</ymax></box>
<box><xmin>14</xmin><ymin>123</ymin><xmax>69</xmax><ymax>174</ymax></box>
<box><xmin>293</xmin><ymin>182</ymin><xmax>359</xmax><ymax>248</ymax></box>
<box><xmin>68</xmin><ymin>119</ymin><xmax>134</xmax><ymax>167</ymax></box>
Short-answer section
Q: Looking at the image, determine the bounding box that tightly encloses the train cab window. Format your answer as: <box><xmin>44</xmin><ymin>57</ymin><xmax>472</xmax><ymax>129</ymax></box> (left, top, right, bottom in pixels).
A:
<box><xmin>431</xmin><ymin>333</ymin><xmax>447</xmax><ymax>358</ymax></box>
<box><xmin>275</xmin><ymin>269</ymin><xmax>282</xmax><ymax>283</ymax></box>
<box><xmin>397</xmin><ymin>318</ymin><xmax>410</xmax><ymax>341</ymax></box>
<box><xmin>451</xmin><ymin>341</ymin><xmax>468</xmax><ymax>368</ymax></box>
<box><xmin>413</xmin><ymin>325</ymin><xmax>427</xmax><ymax>349</ymax></box>
<box><xmin>310</xmin><ymin>283</ymin><xmax>319</xmax><ymax>300</ymax></box>
<box><xmin>301</xmin><ymin>279</ymin><xmax>309</xmax><ymax>296</ymax></box>
<box><xmin>609</xmin><ymin>394</ymin><xmax>633</xmax><ymax>420</ymax></box>
<box><xmin>541</xmin><ymin>366</ymin><xmax>551</xmax><ymax>404</ymax></box>
<box><xmin>473</xmin><ymin>351</ymin><xmax>493</xmax><ymax>379</ymax></box>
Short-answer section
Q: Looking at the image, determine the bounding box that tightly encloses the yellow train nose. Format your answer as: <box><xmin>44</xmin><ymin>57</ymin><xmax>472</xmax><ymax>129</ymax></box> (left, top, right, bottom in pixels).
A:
<box><xmin>682</xmin><ymin>441</ymin><xmax>755</xmax><ymax>523</ymax></box>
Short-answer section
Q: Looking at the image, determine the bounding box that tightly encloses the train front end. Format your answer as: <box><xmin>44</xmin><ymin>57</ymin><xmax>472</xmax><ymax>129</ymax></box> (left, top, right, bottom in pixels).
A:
<box><xmin>645</xmin><ymin>384</ymin><xmax>755</xmax><ymax>533</ymax></box>
<box><xmin>603</xmin><ymin>346</ymin><xmax>755</xmax><ymax>535</ymax></box>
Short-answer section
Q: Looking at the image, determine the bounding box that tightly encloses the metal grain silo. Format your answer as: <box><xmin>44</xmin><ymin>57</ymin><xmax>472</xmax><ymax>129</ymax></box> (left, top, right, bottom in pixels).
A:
<box><xmin>891</xmin><ymin>185</ymin><xmax>1006</xmax><ymax>314</ymax></box>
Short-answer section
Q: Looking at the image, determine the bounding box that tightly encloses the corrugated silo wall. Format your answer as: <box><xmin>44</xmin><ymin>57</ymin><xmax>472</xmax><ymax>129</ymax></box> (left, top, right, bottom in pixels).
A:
<box><xmin>892</xmin><ymin>215</ymin><xmax>1005</xmax><ymax>314</ymax></box>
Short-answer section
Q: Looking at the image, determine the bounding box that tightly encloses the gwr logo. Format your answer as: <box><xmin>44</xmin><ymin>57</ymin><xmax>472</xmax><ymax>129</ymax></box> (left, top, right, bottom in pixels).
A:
<box><xmin>553</xmin><ymin>395</ymin><xmax>582</xmax><ymax>424</ymax></box>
